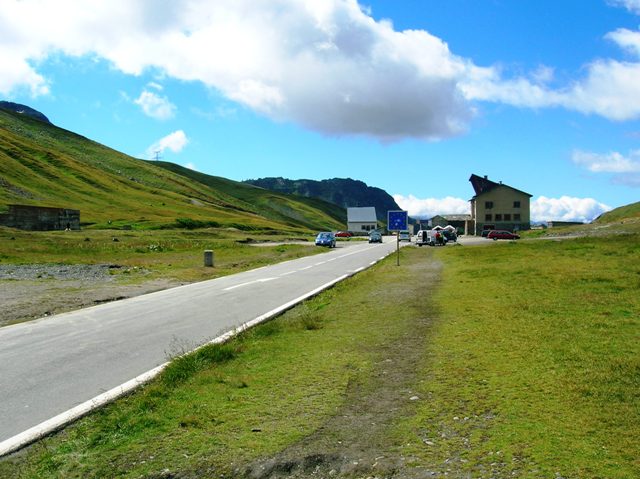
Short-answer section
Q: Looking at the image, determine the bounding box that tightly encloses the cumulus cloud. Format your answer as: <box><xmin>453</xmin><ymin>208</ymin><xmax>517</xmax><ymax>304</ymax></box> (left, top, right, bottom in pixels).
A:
<box><xmin>147</xmin><ymin>130</ymin><xmax>189</xmax><ymax>159</ymax></box>
<box><xmin>134</xmin><ymin>88</ymin><xmax>176</xmax><ymax>120</ymax></box>
<box><xmin>531</xmin><ymin>196</ymin><xmax>611</xmax><ymax>223</ymax></box>
<box><xmin>608</xmin><ymin>0</ymin><xmax>640</xmax><ymax>14</ymax></box>
<box><xmin>573</xmin><ymin>149</ymin><xmax>640</xmax><ymax>187</ymax></box>
<box><xmin>572</xmin><ymin>149</ymin><xmax>640</xmax><ymax>173</ymax></box>
<box><xmin>3</xmin><ymin>0</ymin><xmax>640</xmax><ymax>139</ymax></box>
<box><xmin>393</xmin><ymin>194</ymin><xmax>469</xmax><ymax>219</ymax></box>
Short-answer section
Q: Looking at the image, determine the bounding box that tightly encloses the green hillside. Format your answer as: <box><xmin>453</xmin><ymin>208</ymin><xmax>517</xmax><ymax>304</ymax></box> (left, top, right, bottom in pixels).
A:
<box><xmin>151</xmin><ymin>161</ymin><xmax>347</xmax><ymax>229</ymax></box>
<box><xmin>595</xmin><ymin>201</ymin><xmax>640</xmax><ymax>223</ymax></box>
<box><xmin>0</xmin><ymin>108</ymin><xmax>344</xmax><ymax>231</ymax></box>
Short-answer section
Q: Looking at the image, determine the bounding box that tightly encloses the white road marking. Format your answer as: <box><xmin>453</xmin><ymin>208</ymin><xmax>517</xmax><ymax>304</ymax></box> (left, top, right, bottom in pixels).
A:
<box><xmin>223</xmin><ymin>278</ymin><xmax>277</xmax><ymax>291</ymax></box>
<box><xmin>299</xmin><ymin>265</ymin><xmax>313</xmax><ymax>271</ymax></box>
<box><xmin>278</xmin><ymin>271</ymin><xmax>297</xmax><ymax>277</ymax></box>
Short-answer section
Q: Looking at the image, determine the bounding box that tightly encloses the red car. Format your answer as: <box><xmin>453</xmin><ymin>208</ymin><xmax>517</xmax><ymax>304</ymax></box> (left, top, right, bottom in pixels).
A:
<box><xmin>335</xmin><ymin>231</ymin><xmax>353</xmax><ymax>237</ymax></box>
<box><xmin>487</xmin><ymin>230</ymin><xmax>520</xmax><ymax>240</ymax></box>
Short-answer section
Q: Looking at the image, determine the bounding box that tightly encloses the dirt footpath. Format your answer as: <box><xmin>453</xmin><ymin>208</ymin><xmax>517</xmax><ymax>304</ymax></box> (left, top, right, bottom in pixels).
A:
<box><xmin>237</xmin><ymin>260</ymin><xmax>443</xmax><ymax>479</ymax></box>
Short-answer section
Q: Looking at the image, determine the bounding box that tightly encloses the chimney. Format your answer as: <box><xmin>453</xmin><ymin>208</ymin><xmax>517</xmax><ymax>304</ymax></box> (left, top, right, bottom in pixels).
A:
<box><xmin>484</xmin><ymin>175</ymin><xmax>488</xmax><ymax>180</ymax></box>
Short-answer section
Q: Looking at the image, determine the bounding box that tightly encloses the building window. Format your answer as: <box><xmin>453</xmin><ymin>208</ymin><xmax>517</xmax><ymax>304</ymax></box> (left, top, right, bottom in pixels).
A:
<box><xmin>495</xmin><ymin>214</ymin><xmax>503</xmax><ymax>221</ymax></box>
<box><xmin>514</xmin><ymin>201</ymin><xmax>521</xmax><ymax>208</ymax></box>
<box><xmin>504</xmin><ymin>214</ymin><xmax>511</xmax><ymax>221</ymax></box>
<box><xmin>485</xmin><ymin>201</ymin><xmax>494</xmax><ymax>209</ymax></box>
<box><xmin>485</xmin><ymin>214</ymin><xmax>492</xmax><ymax>221</ymax></box>
<box><xmin>514</xmin><ymin>214</ymin><xmax>521</xmax><ymax>221</ymax></box>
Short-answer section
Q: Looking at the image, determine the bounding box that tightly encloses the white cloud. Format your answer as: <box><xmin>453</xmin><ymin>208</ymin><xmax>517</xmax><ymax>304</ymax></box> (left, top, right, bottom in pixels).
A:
<box><xmin>3</xmin><ymin>0</ymin><xmax>640</xmax><ymax>138</ymax></box>
<box><xmin>572</xmin><ymin>149</ymin><xmax>640</xmax><ymax>173</ymax></box>
<box><xmin>531</xmin><ymin>196</ymin><xmax>611</xmax><ymax>223</ymax></box>
<box><xmin>147</xmin><ymin>130</ymin><xmax>189</xmax><ymax>159</ymax></box>
<box><xmin>393</xmin><ymin>194</ymin><xmax>469</xmax><ymax>219</ymax></box>
<box><xmin>134</xmin><ymin>89</ymin><xmax>176</xmax><ymax>120</ymax></box>
<box><xmin>608</xmin><ymin>0</ymin><xmax>640</xmax><ymax>15</ymax></box>
<box><xmin>572</xmin><ymin>149</ymin><xmax>640</xmax><ymax>187</ymax></box>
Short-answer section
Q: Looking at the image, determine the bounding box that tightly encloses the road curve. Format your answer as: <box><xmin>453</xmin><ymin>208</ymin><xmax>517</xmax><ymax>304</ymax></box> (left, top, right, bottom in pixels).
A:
<box><xmin>0</xmin><ymin>238</ymin><xmax>400</xmax><ymax>454</ymax></box>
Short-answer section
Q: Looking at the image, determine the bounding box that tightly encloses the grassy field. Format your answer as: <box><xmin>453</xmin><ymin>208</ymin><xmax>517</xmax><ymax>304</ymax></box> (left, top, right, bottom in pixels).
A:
<box><xmin>397</xmin><ymin>234</ymin><xmax>639</xmax><ymax>478</ymax></box>
<box><xmin>0</xmin><ymin>227</ymin><xmax>322</xmax><ymax>284</ymax></box>
<box><xmin>1</xmin><ymin>232</ymin><xmax>638</xmax><ymax>478</ymax></box>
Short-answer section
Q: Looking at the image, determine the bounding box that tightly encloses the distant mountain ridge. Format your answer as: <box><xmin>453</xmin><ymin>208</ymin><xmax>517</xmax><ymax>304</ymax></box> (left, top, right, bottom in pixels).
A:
<box><xmin>244</xmin><ymin>177</ymin><xmax>400</xmax><ymax>222</ymax></box>
<box><xmin>0</xmin><ymin>101</ymin><xmax>51</xmax><ymax>124</ymax></box>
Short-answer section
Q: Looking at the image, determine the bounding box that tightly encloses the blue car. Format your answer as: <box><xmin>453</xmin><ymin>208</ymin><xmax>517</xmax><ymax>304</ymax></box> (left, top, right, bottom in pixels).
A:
<box><xmin>315</xmin><ymin>232</ymin><xmax>336</xmax><ymax>248</ymax></box>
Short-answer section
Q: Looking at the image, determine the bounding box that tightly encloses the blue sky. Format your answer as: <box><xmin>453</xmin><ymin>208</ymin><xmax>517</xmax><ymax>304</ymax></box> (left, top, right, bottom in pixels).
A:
<box><xmin>2</xmin><ymin>0</ymin><xmax>640</xmax><ymax>222</ymax></box>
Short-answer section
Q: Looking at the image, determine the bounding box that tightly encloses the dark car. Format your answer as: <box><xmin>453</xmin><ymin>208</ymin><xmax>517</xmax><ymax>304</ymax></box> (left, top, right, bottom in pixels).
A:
<box><xmin>368</xmin><ymin>231</ymin><xmax>382</xmax><ymax>243</ymax></box>
<box><xmin>487</xmin><ymin>230</ymin><xmax>520</xmax><ymax>240</ymax></box>
<box><xmin>315</xmin><ymin>232</ymin><xmax>336</xmax><ymax>247</ymax></box>
<box><xmin>335</xmin><ymin>231</ymin><xmax>353</xmax><ymax>237</ymax></box>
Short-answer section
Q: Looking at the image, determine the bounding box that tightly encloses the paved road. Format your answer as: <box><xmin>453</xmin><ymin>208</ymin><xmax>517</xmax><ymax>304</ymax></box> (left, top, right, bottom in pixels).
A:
<box><xmin>0</xmin><ymin>238</ymin><xmax>400</xmax><ymax>451</ymax></box>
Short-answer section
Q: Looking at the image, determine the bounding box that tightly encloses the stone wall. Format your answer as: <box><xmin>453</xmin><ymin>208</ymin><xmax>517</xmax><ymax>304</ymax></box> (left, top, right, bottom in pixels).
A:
<box><xmin>0</xmin><ymin>204</ymin><xmax>80</xmax><ymax>231</ymax></box>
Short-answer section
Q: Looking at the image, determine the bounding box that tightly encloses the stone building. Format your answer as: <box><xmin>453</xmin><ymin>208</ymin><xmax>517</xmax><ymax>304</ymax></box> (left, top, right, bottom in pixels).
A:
<box><xmin>0</xmin><ymin>204</ymin><xmax>80</xmax><ymax>231</ymax></box>
<box><xmin>469</xmin><ymin>174</ymin><xmax>531</xmax><ymax>235</ymax></box>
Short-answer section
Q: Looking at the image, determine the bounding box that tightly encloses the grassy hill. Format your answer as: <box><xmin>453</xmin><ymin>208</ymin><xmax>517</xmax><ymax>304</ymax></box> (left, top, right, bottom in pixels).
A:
<box><xmin>151</xmin><ymin>161</ymin><xmax>346</xmax><ymax>229</ymax></box>
<box><xmin>0</xmin><ymin>108</ymin><xmax>344</xmax><ymax>231</ymax></box>
<box><xmin>595</xmin><ymin>201</ymin><xmax>640</xmax><ymax>223</ymax></box>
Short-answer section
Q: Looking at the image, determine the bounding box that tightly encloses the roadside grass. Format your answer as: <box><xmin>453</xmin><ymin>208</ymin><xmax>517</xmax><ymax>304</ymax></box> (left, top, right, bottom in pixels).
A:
<box><xmin>0</xmin><ymin>227</ymin><xmax>321</xmax><ymax>284</ymax></box>
<box><xmin>395</xmin><ymin>235</ymin><xmax>639</xmax><ymax>478</ymax></box>
<box><xmin>0</xmin><ymin>248</ymin><xmax>433</xmax><ymax>478</ymax></box>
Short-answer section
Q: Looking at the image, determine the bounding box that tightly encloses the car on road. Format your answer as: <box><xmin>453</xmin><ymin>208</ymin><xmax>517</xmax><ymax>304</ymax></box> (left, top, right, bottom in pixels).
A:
<box><xmin>368</xmin><ymin>231</ymin><xmax>382</xmax><ymax>243</ymax></box>
<box><xmin>335</xmin><ymin>231</ymin><xmax>353</xmax><ymax>237</ymax></box>
<box><xmin>315</xmin><ymin>232</ymin><xmax>336</xmax><ymax>247</ymax></box>
<box><xmin>487</xmin><ymin>230</ymin><xmax>520</xmax><ymax>240</ymax></box>
<box><xmin>398</xmin><ymin>230</ymin><xmax>411</xmax><ymax>242</ymax></box>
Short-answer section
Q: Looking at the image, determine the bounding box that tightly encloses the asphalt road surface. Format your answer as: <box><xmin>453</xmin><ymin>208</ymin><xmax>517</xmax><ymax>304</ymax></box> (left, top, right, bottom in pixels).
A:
<box><xmin>0</xmin><ymin>238</ymin><xmax>400</xmax><ymax>451</ymax></box>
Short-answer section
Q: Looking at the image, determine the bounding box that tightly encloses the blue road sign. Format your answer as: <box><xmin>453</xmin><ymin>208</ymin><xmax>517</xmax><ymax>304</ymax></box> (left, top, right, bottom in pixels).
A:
<box><xmin>387</xmin><ymin>210</ymin><xmax>408</xmax><ymax>231</ymax></box>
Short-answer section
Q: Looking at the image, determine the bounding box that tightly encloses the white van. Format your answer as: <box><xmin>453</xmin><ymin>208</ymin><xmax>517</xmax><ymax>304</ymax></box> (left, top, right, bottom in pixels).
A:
<box><xmin>416</xmin><ymin>229</ymin><xmax>447</xmax><ymax>246</ymax></box>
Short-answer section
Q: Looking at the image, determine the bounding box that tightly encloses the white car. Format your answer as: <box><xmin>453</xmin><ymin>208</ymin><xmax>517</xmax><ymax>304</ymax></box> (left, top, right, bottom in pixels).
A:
<box><xmin>398</xmin><ymin>231</ymin><xmax>411</xmax><ymax>242</ymax></box>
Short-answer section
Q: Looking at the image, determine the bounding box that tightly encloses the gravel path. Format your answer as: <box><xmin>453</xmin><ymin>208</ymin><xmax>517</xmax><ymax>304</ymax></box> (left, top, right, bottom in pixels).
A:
<box><xmin>0</xmin><ymin>264</ymin><xmax>182</xmax><ymax>327</ymax></box>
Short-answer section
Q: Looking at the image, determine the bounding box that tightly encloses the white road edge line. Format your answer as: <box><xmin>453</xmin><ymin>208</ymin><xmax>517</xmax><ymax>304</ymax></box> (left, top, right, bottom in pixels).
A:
<box><xmin>0</xmin><ymin>247</ymin><xmax>393</xmax><ymax>458</ymax></box>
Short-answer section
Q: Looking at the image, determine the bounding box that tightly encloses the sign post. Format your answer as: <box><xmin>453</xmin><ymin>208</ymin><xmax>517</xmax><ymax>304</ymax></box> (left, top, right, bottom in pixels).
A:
<box><xmin>387</xmin><ymin>210</ymin><xmax>408</xmax><ymax>266</ymax></box>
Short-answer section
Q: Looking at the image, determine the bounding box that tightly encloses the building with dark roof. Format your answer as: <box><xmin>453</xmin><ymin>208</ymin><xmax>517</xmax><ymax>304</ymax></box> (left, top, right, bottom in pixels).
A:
<box><xmin>469</xmin><ymin>174</ymin><xmax>532</xmax><ymax>235</ymax></box>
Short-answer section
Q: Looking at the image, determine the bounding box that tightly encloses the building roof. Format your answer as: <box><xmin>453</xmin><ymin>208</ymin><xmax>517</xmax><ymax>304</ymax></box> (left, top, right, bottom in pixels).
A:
<box><xmin>347</xmin><ymin>206</ymin><xmax>377</xmax><ymax>222</ymax></box>
<box><xmin>436</xmin><ymin>214</ymin><xmax>472</xmax><ymax>221</ymax></box>
<box><xmin>469</xmin><ymin>174</ymin><xmax>532</xmax><ymax>198</ymax></box>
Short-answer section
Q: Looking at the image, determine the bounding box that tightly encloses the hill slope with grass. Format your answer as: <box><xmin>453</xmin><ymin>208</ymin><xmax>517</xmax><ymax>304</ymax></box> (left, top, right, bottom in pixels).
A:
<box><xmin>151</xmin><ymin>161</ymin><xmax>347</xmax><ymax>229</ymax></box>
<box><xmin>595</xmin><ymin>201</ymin><xmax>640</xmax><ymax>223</ymax></box>
<box><xmin>0</xmin><ymin>107</ymin><xmax>344</xmax><ymax>231</ymax></box>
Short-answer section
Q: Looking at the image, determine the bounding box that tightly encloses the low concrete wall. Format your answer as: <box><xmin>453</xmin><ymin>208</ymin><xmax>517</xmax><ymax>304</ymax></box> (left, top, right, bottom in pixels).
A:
<box><xmin>0</xmin><ymin>204</ymin><xmax>80</xmax><ymax>231</ymax></box>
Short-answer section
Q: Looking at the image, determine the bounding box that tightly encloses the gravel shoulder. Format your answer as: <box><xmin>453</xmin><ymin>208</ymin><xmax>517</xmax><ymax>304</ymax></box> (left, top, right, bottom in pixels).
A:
<box><xmin>0</xmin><ymin>264</ymin><xmax>183</xmax><ymax>327</ymax></box>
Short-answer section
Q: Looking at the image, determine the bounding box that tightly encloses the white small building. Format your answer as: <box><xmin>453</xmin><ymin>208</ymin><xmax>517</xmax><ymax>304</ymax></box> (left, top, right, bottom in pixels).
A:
<box><xmin>347</xmin><ymin>207</ymin><xmax>377</xmax><ymax>233</ymax></box>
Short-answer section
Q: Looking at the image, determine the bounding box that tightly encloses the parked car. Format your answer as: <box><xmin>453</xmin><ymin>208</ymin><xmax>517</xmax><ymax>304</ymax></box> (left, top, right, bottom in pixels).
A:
<box><xmin>481</xmin><ymin>229</ymin><xmax>492</xmax><ymax>237</ymax></box>
<box><xmin>443</xmin><ymin>229</ymin><xmax>457</xmax><ymax>242</ymax></box>
<box><xmin>368</xmin><ymin>231</ymin><xmax>382</xmax><ymax>243</ymax></box>
<box><xmin>487</xmin><ymin>230</ymin><xmax>520</xmax><ymax>240</ymax></box>
<box><xmin>335</xmin><ymin>231</ymin><xmax>353</xmax><ymax>237</ymax></box>
<box><xmin>315</xmin><ymin>232</ymin><xmax>336</xmax><ymax>247</ymax></box>
<box><xmin>398</xmin><ymin>230</ymin><xmax>411</xmax><ymax>242</ymax></box>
